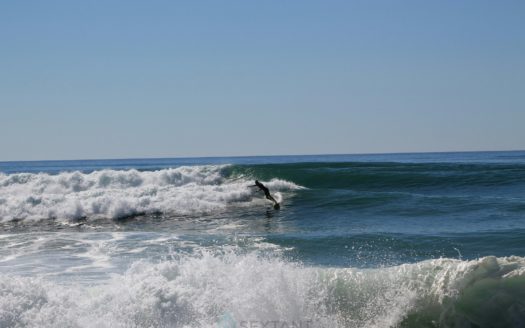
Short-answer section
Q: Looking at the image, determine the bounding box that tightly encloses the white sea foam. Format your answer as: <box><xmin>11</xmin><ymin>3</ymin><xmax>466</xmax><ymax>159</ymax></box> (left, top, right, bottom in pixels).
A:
<box><xmin>0</xmin><ymin>166</ymin><xmax>302</xmax><ymax>221</ymax></box>
<box><xmin>0</xmin><ymin>253</ymin><xmax>524</xmax><ymax>328</ymax></box>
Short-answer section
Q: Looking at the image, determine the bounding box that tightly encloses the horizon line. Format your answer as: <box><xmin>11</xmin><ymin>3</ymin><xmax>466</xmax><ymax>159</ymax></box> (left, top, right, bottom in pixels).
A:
<box><xmin>1</xmin><ymin>149</ymin><xmax>524</xmax><ymax>164</ymax></box>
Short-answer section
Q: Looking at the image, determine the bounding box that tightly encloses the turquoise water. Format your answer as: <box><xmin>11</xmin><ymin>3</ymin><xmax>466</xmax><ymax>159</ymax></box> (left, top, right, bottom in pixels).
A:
<box><xmin>0</xmin><ymin>151</ymin><xmax>524</xmax><ymax>327</ymax></box>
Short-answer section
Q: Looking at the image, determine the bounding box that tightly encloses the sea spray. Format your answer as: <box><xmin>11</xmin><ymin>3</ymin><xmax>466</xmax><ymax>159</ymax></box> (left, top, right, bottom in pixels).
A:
<box><xmin>1</xmin><ymin>251</ymin><xmax>525</xmax><ymax>327</ymax></box>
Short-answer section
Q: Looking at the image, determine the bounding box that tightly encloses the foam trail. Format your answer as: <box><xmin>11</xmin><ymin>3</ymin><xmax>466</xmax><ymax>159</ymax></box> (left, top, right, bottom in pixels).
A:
<box><xmin>0</xmin><ymin>253</ymin><xmax>524</xmax><ymax>328</ymax></box>
<box><xmin>0</xmin><ymin>166</ymin><xmax>302</xmax><ymax>221</ymax></box>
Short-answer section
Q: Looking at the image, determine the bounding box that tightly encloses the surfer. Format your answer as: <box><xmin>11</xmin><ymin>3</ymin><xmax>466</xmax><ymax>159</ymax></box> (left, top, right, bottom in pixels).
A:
<box><xmin>251</xmin><ymin>180</ymin><xmax>279</xmax><ymax>208</ymax></box>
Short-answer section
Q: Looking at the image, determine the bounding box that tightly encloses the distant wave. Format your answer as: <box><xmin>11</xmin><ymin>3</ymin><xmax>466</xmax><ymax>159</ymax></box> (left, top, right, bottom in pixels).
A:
<box><xmin>1</xmin><ymin>252</ymin><xmax>524</xmax><ymax>327</ymax></box>
<box><xmin>0</xmin><ymin>165</ymin><xmax>302</xmax><ymax>221</ymax></box>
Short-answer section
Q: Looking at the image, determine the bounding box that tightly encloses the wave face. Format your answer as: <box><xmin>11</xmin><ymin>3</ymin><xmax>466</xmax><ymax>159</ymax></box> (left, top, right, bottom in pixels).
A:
<box><xmin>1</xmin><ymin>252</ymin><xmax>524</xmax><ymax>328</ymax></box>
<box><xmin>0</xmin><ymin>165</ymin><xmax>301</xmax><ymax>221</ymax></box>
<box><xmin>226</xmin><ymin>161</ymin><xmax>525</xmax><ymax>190</ymax></box>
<box><xmin>1</xmin><ymin>160</ymin><xmax>524</xmax><ymax>231</ymax></box>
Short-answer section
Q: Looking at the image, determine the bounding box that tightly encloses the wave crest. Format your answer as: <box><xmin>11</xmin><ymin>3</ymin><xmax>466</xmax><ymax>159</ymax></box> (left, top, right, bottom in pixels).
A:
<box><xmin>0</xmin><ymin>166</ymin><xmax>302</xmax><ymax>221</ymax></box>
<box><xmin>1</xmin><ymin>254</ymin><xmax>524</xmax><ymax>327</ymax></box>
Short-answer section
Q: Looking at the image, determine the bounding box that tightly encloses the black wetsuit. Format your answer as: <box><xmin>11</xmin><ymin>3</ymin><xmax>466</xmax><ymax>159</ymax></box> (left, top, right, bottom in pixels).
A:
<box><xmin>253</xmin><ymin>180</ymin><xmax>278</xmax><ymax>204</ymax></box>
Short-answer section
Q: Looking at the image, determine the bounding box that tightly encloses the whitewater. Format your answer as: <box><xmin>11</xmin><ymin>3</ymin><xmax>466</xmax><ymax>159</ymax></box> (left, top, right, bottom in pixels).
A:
<box><xmin>0</xmin><ymin>165</ymin><xmax>300</xmax><ymax>221</ymax></box>
<box><xmin>1</xmin><ymin>152</ymin><xmax>524</xmax><ymax>327</ymax></box>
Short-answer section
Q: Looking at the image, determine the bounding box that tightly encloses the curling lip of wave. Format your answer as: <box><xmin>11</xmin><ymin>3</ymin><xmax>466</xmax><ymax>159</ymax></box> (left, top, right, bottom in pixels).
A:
<box><xmin>0</xmin><ymin>165</ymin><xmax>302</xmax><ymax>221</ymax></box>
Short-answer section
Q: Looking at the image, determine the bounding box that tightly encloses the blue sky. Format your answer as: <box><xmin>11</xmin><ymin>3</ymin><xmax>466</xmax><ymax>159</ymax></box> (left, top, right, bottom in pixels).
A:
<box><xmin>1</xmin><ymin>1</ymin><xmax>524</xmax><ymax>160</ymax></box>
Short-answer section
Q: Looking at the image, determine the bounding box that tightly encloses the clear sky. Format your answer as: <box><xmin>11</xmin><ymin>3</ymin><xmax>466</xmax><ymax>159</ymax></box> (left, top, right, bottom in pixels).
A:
<box><xmin>1</xmin><ymin>1</ymin><xmax>524</xmax><ymax>161</ymax></box>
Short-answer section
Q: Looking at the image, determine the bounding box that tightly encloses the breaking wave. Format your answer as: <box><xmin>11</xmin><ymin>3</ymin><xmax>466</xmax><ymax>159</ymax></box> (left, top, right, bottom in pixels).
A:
<box><xmin>0</xmin><ymin>166</ymin><xmax>302</xmax><ymax>221</ymax></box>
<box><xmin>0</xmin><ymin>253</ymin><xmax>524</xmax><ymax>328</ymax></box>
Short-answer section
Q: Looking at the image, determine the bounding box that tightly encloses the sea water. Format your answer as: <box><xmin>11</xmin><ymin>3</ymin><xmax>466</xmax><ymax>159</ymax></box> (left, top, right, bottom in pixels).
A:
<box><xmin>0</xmin><ymin>151</ymin><xmax>524</xmax><ymax>327</ymax></box>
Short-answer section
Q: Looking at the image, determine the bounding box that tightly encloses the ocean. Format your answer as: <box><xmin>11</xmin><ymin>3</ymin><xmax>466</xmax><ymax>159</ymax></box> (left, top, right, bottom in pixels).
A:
<box><xmin>1</xmin><ymin>151</ymin><xmax>524</xmax><ymax>328</ymax></box>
